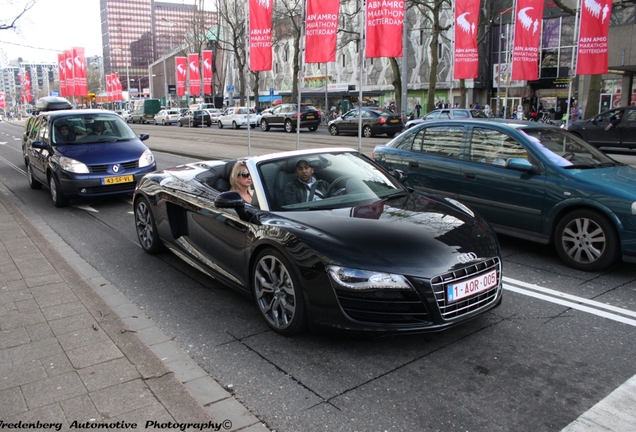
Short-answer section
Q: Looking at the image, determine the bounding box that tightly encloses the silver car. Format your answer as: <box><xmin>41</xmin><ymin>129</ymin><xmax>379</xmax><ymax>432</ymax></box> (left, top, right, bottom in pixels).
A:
<box><xmin>153</xmin><ymin>109</ymin><xmax>180</xmax><ymax>126</ymax></box>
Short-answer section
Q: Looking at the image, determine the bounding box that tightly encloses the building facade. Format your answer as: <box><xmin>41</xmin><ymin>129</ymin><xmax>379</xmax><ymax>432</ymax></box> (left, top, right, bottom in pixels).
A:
<box><xmin>100</xmin><ymin>0</ymin><xmax>217</xmax><ymax>95</ymax></box>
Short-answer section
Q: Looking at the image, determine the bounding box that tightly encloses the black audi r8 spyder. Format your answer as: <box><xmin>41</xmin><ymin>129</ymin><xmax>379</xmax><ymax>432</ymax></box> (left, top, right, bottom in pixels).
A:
<box><xmin>133</xmin><ymin>148</ymin><xmax>503</xmax><ymax>336</ymax></box>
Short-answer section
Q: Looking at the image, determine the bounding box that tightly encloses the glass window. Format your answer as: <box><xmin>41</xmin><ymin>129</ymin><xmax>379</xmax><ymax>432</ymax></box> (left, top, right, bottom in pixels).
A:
<box><xmin>415</xmin><ymin>126</ymin><xmax>465</xmax><ymax>158</ymax></box>
<box><xmin>470</xmin><ymin>127</ymin><xmax>528</xmax><ymax>166</ymax></box>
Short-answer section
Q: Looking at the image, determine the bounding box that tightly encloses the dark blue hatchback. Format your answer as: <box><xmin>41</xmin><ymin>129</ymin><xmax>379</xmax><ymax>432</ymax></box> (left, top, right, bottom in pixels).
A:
<box><xmin>23</xmin><ymin>109</ymin><xmax>156</xmax><ymax>207</ymax></box>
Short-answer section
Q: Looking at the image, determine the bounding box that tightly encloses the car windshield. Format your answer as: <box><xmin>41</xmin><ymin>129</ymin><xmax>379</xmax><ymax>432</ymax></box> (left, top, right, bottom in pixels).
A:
<box><xmin>258</xmin><ymin>152</ymin><xmax>406</xmax><ymax>211</ymax></box>
<box><xmin>53</xmin><ymin>114</ymin><xmax>137</xmax><ymax>145</ymax></box>
<box><xmin>300</xmin><ymin>105</ymin><xmax>317</xmax><ymax>112</ymax></box>
<box><xmin>520</xmin><ymin>127</ymin><xmax>617</xmax><ymax>168</ymax></box>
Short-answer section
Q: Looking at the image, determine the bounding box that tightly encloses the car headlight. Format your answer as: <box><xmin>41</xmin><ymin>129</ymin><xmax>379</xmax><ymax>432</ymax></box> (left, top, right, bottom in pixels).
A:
<box><xmin>139</xmin><ymin>149</ymin><xmax>155</xmax><ymax>168</ymax></box>
<box><xmin>59</xmin><ymin>156</ymin><xmax>89</xmax><ymax>173</ymax></box>
<box><xmin>445</xmin><ymin>197</ymin><xmax>474</xmax><ymax>217</ymax></box>
<box><xmin>327</xmin><ymin>265</ymin><xmax>411</xmax><ymax>290</ymax></box>
<box><xmin>632</xmin><ymin>201</ymin><xmax>636</xmax><ymax>215</ymax></box>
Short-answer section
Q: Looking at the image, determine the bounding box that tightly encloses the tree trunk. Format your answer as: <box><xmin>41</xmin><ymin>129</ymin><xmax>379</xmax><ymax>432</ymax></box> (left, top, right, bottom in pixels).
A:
<box><xmin>390</xmin><ymin>58</ymin><xmax>401</xmax><ymax>112</ymax></box>
<box><xmin>584</xmin><ymin>74</ymin><xmax>603</xmax><ymax>119</ymax></box>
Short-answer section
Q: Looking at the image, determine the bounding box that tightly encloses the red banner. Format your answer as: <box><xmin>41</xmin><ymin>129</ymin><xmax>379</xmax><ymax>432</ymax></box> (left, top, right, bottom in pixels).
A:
<box><xmin>576</xmin><ymin>0</ymin><xmax>612</xmax><ymax>75</ymax></box>
<box><xmin>65</xmin><ymin>49</ymin><xmax>75</xmax><ymax>97</ymax></box>
<box><xmin>511</xmin><ymin>0</ymin><xmax>545</xmax><ymax>80</ymax></box>
<box><xmin>453</xmin><ymin>0</ymin><xmax>480</xmax><ymax>79</ymax></box>
<box><xmin>106</xmin><ymin>74</ymin><xmax>113</xmax><ymax>102</ymax></box>
<box><xmin>175</xmin><ymin>57</ymin><xmax>187</xmax><ymax>96</ymax></box>
<box><xmin>58</xmin><ymin>53</ymin><xmax>67</xmax><ymax>97</ymax></box>
<box><xmin>114</xmin><ymin>73</ymin><xmax>122</xmax><ymax>101</ymax></box>
<box><xmin>188</xmin><ymin>53</ymin><xmax>201</xmax><ymax>96</ymax></box>
<box><xmin>202</xmin><ymin>50</ymin><xmax>213</xmax><ymax>95</ymax></box>
<box><xmin>72</xmin><ymin>47</ymin><xmax>87</xmax><ymax>97</ymax></box>
<box><xmin>305</xmin><ymin>0</ymin><xmax>339</xmax><ymax>63</ymax></box>
<box><xmin>24</xmin><ymin>71</ymin><xmax>32</xmax><ymax>103</ymax></box>
<box><xmin>0</xmin><ymin>92</ymin><xmax>5</xmax><ymax>109</ymax></box>
<box><xmin>249</xmin><ymin>0</ymin><xmax>273</xmax><ymax>71</ymax></box>
<box><xmin>365</xmin><ymin>1</ymin><xmax>404</xmax><ymax>58</ymax></box>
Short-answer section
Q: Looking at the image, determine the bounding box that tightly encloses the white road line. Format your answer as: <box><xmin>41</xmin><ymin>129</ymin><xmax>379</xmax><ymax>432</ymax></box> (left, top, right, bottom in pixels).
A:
<box><xmin>504</xmin><ymin>284</ymin><xmax>636</xmax><ymax>327</ymax></box>
<box><xmin>504</xmin><ymin>276</ymin><xmax>636</xmax><ymax>318</ymax></box>
<box><xmin>0</xmin><ymin>155</ymin><xmax>26</xmax><ymax>176</ymax></box>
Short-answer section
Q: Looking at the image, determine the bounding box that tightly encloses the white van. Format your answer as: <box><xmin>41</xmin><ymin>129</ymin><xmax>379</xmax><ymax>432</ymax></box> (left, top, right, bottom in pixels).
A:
<box><xmin>189</xmin><ymin>103</ymin><xmax>217</xmax><ymax>111</ymax></box>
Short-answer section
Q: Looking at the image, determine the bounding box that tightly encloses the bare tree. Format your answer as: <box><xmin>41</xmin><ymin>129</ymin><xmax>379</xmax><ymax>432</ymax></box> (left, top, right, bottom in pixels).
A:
<box><xmin>215</xmin><ymin>0</ymin><xmax>248</xmax><ymax>105</ymax></box>
<box><xmin>273</xmin><ymin>0</ymin><xmax>303</xmax><ymax>101</ymax></box>
<box><xmin>0</xmin><ymin>0</ymin><xmax>37</xmax><ymax>31</ymax></box>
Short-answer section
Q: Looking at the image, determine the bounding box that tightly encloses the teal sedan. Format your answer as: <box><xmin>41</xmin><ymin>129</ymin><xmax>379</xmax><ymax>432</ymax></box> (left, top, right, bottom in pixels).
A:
<box><xmin>372</xmin><ymin>119</ymin><xmax>636</xmax><ymax>271</ymax></box>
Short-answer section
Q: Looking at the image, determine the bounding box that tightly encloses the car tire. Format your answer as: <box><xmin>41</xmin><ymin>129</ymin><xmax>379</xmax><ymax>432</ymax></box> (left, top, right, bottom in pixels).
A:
<box><xmin>329</xmin><ymin>124</ymin><xmax>339</xmax><ymax>136</ymax></box>
<box><xmin>48</xmin><ymin>174</ymin><xmax>69</xmax><ymax>208</ymax></box>
<box><xmin>252</xmin><ymin>248</ymin><xmax>307</xmax><ymax>336</ymax></box>
<box><xmin>207</xmin><ymin>122</ymin><xmax>212</xmax><ymax>127</ymax></box>
<box><xmin>284</xmin><ymin>119</ymin><xmax>294</xmax><ymax>133</ymax></box>
<box><xmin>386</xmin><ymin>132</ymin><xmax>396</xmax><ymax>138</ymax></box>
<box><xmin>218</xmin><ymin>121</ymin><xmax>224</xmax><ymax>129</ymax></box>
<box><xmin>27</xmin><ymin>163</ymin><xmax>42</xmax><ymax>189</ymax></box>
<box><xmin>554</xmin><ymin>209</ymin><xmax>620</xmax><ymax>271</ymax></box>
<box><xmin>162</xmin><ymin>120</ymin><xmax>166</xmax><ymax>126</ymax></box>
<box><xmin>134</xmin><ymin>197</ymin><xmax>165</xmax><ymax>254</ymax></box>
<box><xmin>308</xmin><ymin>126</ymin><xmax>318</xmax><ymax>132</ymax></box>
<box><xmin>179</xmin><ymin>121</ymin><xmax>183</xmax><ymax>127</ymax></box>
<box><xmin>233</xmin><ymin>121</ymin><xmax>239</xmax><ymax>129</ymax></box>
<box><xmin>363</xmin><ymin>125</ymin><xmax>373</xmax><ymax>138</ymax></box>
<box><xmin>261</xmin><ymin>120</ymin><xmax>270</xmax><ymax>131</ymax></box>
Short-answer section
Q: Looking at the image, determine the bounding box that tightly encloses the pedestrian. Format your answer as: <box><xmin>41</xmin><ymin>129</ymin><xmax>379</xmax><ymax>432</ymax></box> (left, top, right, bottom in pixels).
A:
<box><xmin>415</xmin><ymin>102</ymin><xmax>421</xmax><ymax>118</ymax></box>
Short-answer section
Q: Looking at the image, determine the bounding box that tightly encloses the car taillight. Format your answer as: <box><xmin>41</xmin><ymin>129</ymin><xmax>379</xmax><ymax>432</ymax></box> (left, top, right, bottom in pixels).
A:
<box><xmin>293</xmin><ymin>113</ymin><xmax>299</xmax><ymax>118</ymax></box>
<box><xmin>379</xmin><ymin>117</ymin><xmax>387</xmax><ymax>124</ymax></box>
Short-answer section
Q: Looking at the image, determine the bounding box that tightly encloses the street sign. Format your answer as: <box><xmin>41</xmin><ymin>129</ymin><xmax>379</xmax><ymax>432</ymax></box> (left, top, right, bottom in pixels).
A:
<box><xmin>227</xmin><ymin>85</ymin><xmax>235</xmax><ymax>92</ymax></box>
<box><xmin>49</xmin><ymin>90</ymin><xmax>60</xmax><ymax>97</ymax></box>
<box><xmin>270</xmin><ymin>88</ymin><xmax>274</xmax><ymax>96</ymax></box>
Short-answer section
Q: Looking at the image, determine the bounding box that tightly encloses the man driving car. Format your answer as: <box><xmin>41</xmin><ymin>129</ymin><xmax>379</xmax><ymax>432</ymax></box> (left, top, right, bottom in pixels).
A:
<box><xmin>283</xmin><ymin>159</ymin><xmax>330</xmax><ymax>205</ymax></box>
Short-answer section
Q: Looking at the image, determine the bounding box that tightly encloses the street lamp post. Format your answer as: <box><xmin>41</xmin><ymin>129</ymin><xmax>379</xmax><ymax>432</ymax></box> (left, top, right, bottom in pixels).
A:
<box><xmin>160</xmin><ymin>18</ymin><xmax>175</xmax><ymax>107</ymax></box>
<box><xmin>496</xmin><ymin>8</ymin><xmax>514</xmax><ymax>119</ymax></box>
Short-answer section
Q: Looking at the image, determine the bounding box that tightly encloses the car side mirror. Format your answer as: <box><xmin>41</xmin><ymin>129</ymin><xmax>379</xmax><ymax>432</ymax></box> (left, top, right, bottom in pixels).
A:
<box><xmin>391</xmin><ymin>169</ymin><xmax>406</xmax><ymax>182</ymax></box>
<box><xmin>139</xmin><ymin>134</ymin><xmax>149</xmax><ymax>141</ymax></box>
<box><xmin>215</xmin><ymin>191</ymin><xmax>245</xmax><ymax>209</ymax></box>
<box><xmin>592</xmin><ymin>118</ymin><xmax>598</xmax><ymax>125</ymax></box>
<box><xmin>505</xmin><ymin>158</ymin><xmax>533</xmax><ymax>172</ymax></box>
<box><xmin>31</xmin><ymin>141</ymin><xmax>47</xmax><ymax>149</ymax></box>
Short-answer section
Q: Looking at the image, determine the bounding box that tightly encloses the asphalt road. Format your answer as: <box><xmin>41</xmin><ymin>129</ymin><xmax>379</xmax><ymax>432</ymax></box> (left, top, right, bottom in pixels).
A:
<box><xmin>1</xmin><ymin>120</ymin><xmax>636</xmax><ymax>431</ymax></box>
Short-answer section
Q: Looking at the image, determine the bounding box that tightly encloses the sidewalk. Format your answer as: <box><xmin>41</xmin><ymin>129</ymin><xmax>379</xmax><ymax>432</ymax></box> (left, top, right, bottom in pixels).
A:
<box><xmin>0</xmin><ymin>183</ymin><xmax>268</xmax><ymax>430</ymax></box>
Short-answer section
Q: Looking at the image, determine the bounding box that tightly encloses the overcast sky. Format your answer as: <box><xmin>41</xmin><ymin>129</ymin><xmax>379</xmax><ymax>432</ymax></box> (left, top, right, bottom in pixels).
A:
<box><xmin>1</xmin><ymin>0</ymin><xmax>103</xmax><ymax>66</ymax></box>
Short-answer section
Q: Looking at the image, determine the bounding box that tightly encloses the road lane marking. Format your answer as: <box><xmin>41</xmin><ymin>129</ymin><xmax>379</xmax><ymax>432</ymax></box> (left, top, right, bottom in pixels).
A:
<box><xmin>0</xmin><ymin>155</ymin><xmax>26</xmax><ymax>176</ymax></box>
<box><xmin>504</xmin><ymin>277</ymin><xmax>636</xmax><ymax>327</ymax></box>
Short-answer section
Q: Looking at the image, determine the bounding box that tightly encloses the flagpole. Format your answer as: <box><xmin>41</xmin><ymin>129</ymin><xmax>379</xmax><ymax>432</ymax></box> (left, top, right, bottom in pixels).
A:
<box><xmin>450</xmin><ymin>2</ymin><xmax>455</xmax><ymax>107</ymax></box>
<box><xmin>245</xmin><ymin>1</ymin><xmax>251</xmax><ymax>156</ymax></box>
<box><xmin>296</xmin><ymin>0</ymin><xmax>306</xmax><ymax>150</ymax></box>
<box><xmin>358</xmin><ymin>0</ymin><xmax>364</xmax><ymax>152</ymax></box>
<box><xmin>565</xmin><ymin>0</ymin><xmax>581</xmax><ymax>130</ymax></box>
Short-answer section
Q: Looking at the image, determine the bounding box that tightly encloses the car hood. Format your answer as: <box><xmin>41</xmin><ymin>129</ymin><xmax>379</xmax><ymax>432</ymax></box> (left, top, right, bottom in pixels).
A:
<box><xmin>568</xmin><ymin>165</ymin><xmax>636</xmax><ymax>197</ymax></box>
<box><xmin>55</xmin><ymin>140</ymin><xmax>149</xmax><ymax>164</ymax></box>
<box><xmin>264</xmin><ymin>193</ymin><xmax>499</xmax><ymax>277</ymax></box>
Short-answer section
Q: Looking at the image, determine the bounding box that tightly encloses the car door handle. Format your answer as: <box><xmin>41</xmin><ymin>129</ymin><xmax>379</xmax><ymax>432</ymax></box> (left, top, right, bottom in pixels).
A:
<box><xmin>464</xmin><ymin>172</ymin><xmax>476</xmax><ymax>180</ymax></box>
<box><xmin>409</xmin><ymin>161</ymin><xmax>419</xmax><ymax>168</ymax></box>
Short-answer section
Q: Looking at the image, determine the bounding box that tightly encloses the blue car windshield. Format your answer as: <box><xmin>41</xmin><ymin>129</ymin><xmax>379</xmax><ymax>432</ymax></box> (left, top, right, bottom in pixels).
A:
<box><xmin>53</xmin><ymin>115</ymin><xmax>137</xmax><ymax>145</ymax></box>
<box><xmin>520</xmin><ymin>128</ymin><xmax>616</xmax><ymax>168</ymax></box>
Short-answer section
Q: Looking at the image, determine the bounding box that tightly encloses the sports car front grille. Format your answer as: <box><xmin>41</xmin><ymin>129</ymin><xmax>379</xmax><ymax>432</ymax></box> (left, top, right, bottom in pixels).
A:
<box><xmin>431</xmin><ymin>257</ymin><xmax>501</xmax><ymax>320</ymax></box>
<box><xmin>334</xmin><ymin>288</ymin><xmax>431</xmax><ymax>324</ymax></box>
<box><xmin>89</xmin><ymin>161</ymin><xmax>138</xmax><ymax>173</ymax></box>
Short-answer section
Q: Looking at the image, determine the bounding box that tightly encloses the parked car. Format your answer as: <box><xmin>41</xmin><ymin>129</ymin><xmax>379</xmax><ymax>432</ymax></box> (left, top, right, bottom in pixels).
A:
<box><xmin>328</xmin><ymin>107</ymin><xmax>403</xmax><ymax>138</ymax></box>
<box><xmin>23</xmin><ymin>109</ymin><xmax>156</xmax><ymax>207</ymax></box>
<box><xmin>217</xmin><ymin>106</ymin><xmax>257</xmax><ymax>129</ymax></box>
<box><xmin>255</xmin><ymin>108</ymin><xmax>273</xmax><ymax>126</ymax></box>
<box><xmin>154</xmin><ymin>109</ymin><xmax>181</xmax><ymax>126</ymax></box>
<box><xmin>567</xmin><ymin>106</ymin><xmax>636</xmax><ymax>149</ymax></box>
<box><xmin>178</xmin><ymin>109</ymin><xmax>212</xmax><ymax>127</ymax></box>
<box><xmin>133</xmin><ymin>148</ymin><xmax>503</xmax><ymax>336</ymax></box>
<box><xmin>259</xmin><ymin>103</ymin><xmax>321</xmax><ymax>132</ymax></box>
<box><xmin>405</xmin><ymin>108</ymin><xmax>488</xmax><ymax>129</ymax></box>
<box><xmin>205</xmin><ymin>108</ymin><xmax>223</xmax><ymax>124</ymax></box>
<box><xmin>372</xmin><ymin>118</ymin><xmax>636</xmax><ymax>271</ymax></box>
